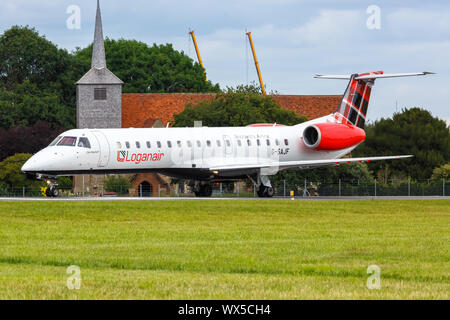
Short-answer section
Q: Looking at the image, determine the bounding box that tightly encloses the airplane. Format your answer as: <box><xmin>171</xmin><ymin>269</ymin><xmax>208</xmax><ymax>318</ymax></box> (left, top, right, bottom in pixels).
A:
<box><xmin>22</xmin><ymin>71</ymin><xmax>433</xmax><ymax>197</ymax></box>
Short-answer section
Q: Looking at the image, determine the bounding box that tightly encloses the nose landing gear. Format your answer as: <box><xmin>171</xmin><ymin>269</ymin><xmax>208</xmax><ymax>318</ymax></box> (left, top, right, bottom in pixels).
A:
<box><xmin>45</xmin><ymin>184</ymin><xmax>59</xmax><ymax>197</ymax></box>
<box><xmin>33</xmin><ymin>174</ymin><xmax>60</xmax><ymax>198</ymax></box>
<box><xmin>44</xmin><ymin>181</ymin><xmax>59</xmax><ymax>198</ymax></box>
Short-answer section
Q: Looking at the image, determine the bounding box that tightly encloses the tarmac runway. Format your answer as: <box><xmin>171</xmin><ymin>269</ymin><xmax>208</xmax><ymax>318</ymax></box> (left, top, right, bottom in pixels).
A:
<box><xmin>0</xmin><ymin>196</ymin><xmax>448</xmax><ymax>201</ymax></box>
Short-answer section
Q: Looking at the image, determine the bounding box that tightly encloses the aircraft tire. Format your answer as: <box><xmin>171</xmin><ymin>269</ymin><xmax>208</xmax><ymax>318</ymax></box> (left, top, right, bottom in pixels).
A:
<box><xmin>265</xmin><ymin>187</ymin><xmax>274</xmax><ymax>198</ymax></box>
<box><xmin>45</xmin><ymin>186</ymin><xmax>59</xmax><ymax>198</ymax></box>
<box><xmin>257</xmin><ymin>184</ymin><xmax>266</xmax><ymax>198</ymax></box>
<box><xmin>52</xmin><ymin>187</ymin><xmax>59</xmax><ymax>197</ymax></box>
<box><xmin>257</xmin><ymin>185</ymin><xmax>274</xmax><ymax>198</ymax></box>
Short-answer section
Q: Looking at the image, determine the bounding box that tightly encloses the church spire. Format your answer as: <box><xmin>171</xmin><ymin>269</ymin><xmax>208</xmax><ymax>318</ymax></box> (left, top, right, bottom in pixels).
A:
<box><xmin>92</xmin><ymin>0</ymin><xmax>106</xmax><ymax>69</ymax></box>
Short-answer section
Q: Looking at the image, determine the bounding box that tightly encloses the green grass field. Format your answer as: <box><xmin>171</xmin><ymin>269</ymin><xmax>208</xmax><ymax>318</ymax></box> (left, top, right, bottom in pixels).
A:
<box><xmin>0</xmin><ymin>200</ymin><xmax>448</xmax><ymax>299</ymax></box>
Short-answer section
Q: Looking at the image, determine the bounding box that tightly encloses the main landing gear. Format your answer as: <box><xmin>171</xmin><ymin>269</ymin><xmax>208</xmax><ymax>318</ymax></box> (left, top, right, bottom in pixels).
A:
<box><xmin>257</xmin><ymin>184</ymin><xmax>274</xmax><ymax>198</ymax></box>
<box><xmin>190</xmin><ymin>174</ymin><xmax>275</xmax><ymax>198</ymax></box>
<box><xmin>250</xmin><ymin>174</ymin><xmax>274</xmax><ymax>198</ymax></box>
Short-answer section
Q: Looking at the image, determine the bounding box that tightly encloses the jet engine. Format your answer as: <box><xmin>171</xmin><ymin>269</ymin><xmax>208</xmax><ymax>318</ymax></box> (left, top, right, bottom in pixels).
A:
<box><xmin>303</xmin><ymin>123</ymin><xmax>366</xmax><ymax>151</ymax></box>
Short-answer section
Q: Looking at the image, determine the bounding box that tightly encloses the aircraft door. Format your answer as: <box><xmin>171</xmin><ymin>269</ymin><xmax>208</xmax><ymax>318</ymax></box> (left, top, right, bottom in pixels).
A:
<box><xmin>91</xmin><ymin>131</ymin><xmax>110</xmax><ymax>167</ymax></box>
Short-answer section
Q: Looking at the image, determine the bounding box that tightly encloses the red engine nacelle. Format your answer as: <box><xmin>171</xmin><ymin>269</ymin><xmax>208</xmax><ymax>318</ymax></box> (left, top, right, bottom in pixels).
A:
<box><xmin>303</xmin><ymin>123</ymin><xmax>366</xmax><ymax>151</ymax></box>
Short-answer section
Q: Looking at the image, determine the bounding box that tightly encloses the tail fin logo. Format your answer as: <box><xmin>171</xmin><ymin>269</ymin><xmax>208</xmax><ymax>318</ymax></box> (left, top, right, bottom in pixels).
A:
<box><xmin>316</xmin><ymin>71</ymin><xmax>433</xmax><ymax>129</ymax></box>
<box><xmin>336</xmin><ymin>71</ymin><xmax>382</xmax><ymax>128</ymax></box>
<box><xmin>117</xmin><ymin>151</ymin><xmax>126</xmax><ymax>162</ymax></box>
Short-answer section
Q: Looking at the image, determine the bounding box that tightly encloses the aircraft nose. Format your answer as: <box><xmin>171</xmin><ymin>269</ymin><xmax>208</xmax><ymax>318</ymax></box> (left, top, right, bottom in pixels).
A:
<box><xmin>21</xmin><ymin>148</ymin><xmax>71</xmax><ymax>174</ymax></box>
<box><xmin>21</xmin><ymin>155</ymin><xmax>39</xmax><ymax>172</ymax></box>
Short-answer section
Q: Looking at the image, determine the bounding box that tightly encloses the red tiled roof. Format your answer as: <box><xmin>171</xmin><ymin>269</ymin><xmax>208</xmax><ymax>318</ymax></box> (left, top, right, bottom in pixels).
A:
<box><xmin>122</xmin><ymin>93</ymin><xmax>341</xmax><ymax>128</ymax></box>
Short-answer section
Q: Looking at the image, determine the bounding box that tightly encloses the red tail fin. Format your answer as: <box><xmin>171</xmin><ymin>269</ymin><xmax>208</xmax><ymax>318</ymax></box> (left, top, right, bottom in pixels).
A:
<box><xmin>336</xmin><ymin>71</ymin><xmax>383</xmax><ymax>128</ymax></box>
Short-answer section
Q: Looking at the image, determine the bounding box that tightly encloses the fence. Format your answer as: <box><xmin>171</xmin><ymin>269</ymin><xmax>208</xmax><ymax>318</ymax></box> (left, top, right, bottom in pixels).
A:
<box><xmin>1</xmin><ymin>179</ymin><xmax>449</xmax><ymax>198</ymax></box>
<box><xmin>271</xmin><ymin>179</ymin><xmax>449</xmax><ymax>197</ymax></box>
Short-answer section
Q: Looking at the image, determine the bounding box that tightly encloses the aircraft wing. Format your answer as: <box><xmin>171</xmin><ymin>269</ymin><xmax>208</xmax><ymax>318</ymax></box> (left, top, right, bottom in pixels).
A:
<box><xmin>208</xmin><ymin>155</ymin><xmax>413</xmax><ymax>172</ymax></box>
<box><xmin>209</xmin><ymin>163</ymin><xmax>271</xmax><ymax>171</ymax></box>
<box><xmin>277</xmin><ymin>155</ymin><xmax>413</xmax><ymax>170</ymax></box>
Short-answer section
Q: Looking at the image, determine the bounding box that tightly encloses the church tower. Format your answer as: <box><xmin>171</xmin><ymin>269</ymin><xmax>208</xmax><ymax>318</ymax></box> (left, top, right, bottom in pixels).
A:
<box><xmin>76</xmin><ymin>0</ymin><xmax>123</xmax><ymax>128</ymax></box>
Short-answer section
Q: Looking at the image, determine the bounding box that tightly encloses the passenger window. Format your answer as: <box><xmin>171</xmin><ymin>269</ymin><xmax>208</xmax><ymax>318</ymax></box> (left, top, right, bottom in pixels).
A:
<box><xmin>157</xmin><ymin>141</ymin><xmax>161</xmax><ymax>148</ymax></box>
<box><xmin>275</xmin><ymin>139</ymin><xmax>280</xmax><ymax>146</ymax></box>
<box><xmin>226</xmin><ymin>140</ymin><xmax>231</xmax><ymax>147</ymax></box>
<box><xmin>284</xmin><ymin>139</ymin><xmax>289</xmax><ymax>146</ymax></box>
<box><xmin>237</xmin><ymin>140</ymin><xmax>242</xmax><ymax>147</ymax></box>
<box><xmin>57</xmin><ymin>136</ymin><xmax>77</xmax><ymax>147</ymax></box>
<box><xmin>177</xmin><ymin>141</ymin><xmax>182</xmax><ymax>148</ymax></box>
<box><xmin>197</xmin><ymin>141</ymin><xmax>201</xmax><ymax>147</ymax></box>
<box><xmin>78</xmin><ymin>137</ymin><xmax>91</xmax><ymax>149</ymax></box>
<box><xmin>187</xmin><ymin>141</ymin><xmax>192</xmax><ymax>148</ymax></box>
<box><xmin>126</xmin><ymin>141</ymin><xmax>130</xmax><ymax>149</ymax></box>
<box><xmin>247</xmin><ymin>139</ymin><xmax>251</xmax><ymax>146</ymax></box>
<box><xmin>116</xmin><ymin>142</ymin><xmax>122</xmax><ymax>149</ymax></box>
<box><xmin>257</xmin><ymin>139</ymin><xmax>261</xmax><ymax>146</ymax></box>
<box><xmin>266</xmin><ymin>139</ymin><xmax>270</xmax><ymax>146</ymax></box>
<box><xmin>49</xmin><ymin>136</ymin><xmax>62</xmax><ymax>147</ymax></box>
<box><xmin>136</xmin><ymin>141</ymin><xmax>141</xmax><ymax>149</ymax></box>
<box><xmin>167</xmin><ymin>141</ymin><xmax>172</xmax><ymax>148</ymax></box>
<box><xmin>146</xmin><ymin>141</ymin><xmax>151</xmax><ymax>148</ymax></box>
<box><xmin>216</xmin><ymin>140</ymin><xmax>221</xmax><ymax>147</ymax></box>
<box><xmin>206</xmin><ymin>140</ymin><xmax>211</xmax><ymax>147</ymax></box>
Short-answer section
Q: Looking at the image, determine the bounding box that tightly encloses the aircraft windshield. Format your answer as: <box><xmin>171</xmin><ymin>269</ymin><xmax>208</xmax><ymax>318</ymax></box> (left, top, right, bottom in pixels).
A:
<box><xmin>77</xmin><ymin>137</ymin><xmax>91</xmax><ymax>149</ymax></box>
<box><xmin>48</xmin><ymin>136</ymin><xmax>62</xmax><ymax>146</ymax></box>
<box><xmin>57</xmin><ymin>136</ymin><xmax>77</xmax><ymax>147</ymax></box>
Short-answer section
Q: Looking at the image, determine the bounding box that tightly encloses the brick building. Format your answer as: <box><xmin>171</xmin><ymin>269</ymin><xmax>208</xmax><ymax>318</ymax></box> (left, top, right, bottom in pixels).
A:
<box><xmin>121</xmin><ymin>93</ymin><xmax>340</xmax><ymax>128</ymax></box>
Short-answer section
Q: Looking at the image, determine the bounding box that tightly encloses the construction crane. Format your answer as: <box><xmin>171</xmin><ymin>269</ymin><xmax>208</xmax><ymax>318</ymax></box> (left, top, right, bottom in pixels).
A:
<box><xmin>246</xmin><ymin>31</ymin><xmax>266</xmax><ymax>95</ymax></box>
<box><xmin>189</xmin><ymin>30</ymin><xmax>207</xmax><ymax>82</ymax></box>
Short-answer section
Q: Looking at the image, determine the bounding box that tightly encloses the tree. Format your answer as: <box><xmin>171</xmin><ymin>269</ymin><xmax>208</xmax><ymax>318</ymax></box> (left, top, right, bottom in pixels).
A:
<box><xmin>0</xmin><ymin>121</ymin><xmax>67</xmax><ymax>161</ymax></box>
<box><xmin>173</xmin><ymin>84</ymin><xmax>307</xmax><ymax>127</ymax></box>
<box><xmin>0</xmin><ymin>82</ymin><xmax>72</xmax><ymax>129</ymax></box>
<box><xmin>0</xmin><ymin>26</ymin><xmax>72</xmax><ymax>91</ymax></box>
<box><xmin>104</xmin><ymin>175</ymin><xmax>131</xmax><ymax>195</ymax></box>
<box><xmin>353</xmin><ymin>108</ymin><xmax>450</xmax><ymax>180</ymax></box>
<box><xmin>431</xmin><ymin>163</ymin><xmax>450</xmax><ymax>181</ymax></box>
<box><xmin>0</xmin><ymin>153</ymin><xmax>44</xmax><ymax>189</ymax></box>
<box><xmin>73</xmin><ymin>39</ymin><xmax>220</xmax><ymax>93</ymax></box>
<box><xmin>0</xmin><ymin>26</ymin><xmax>76</xmax><ymax>129</ymax></box>
<box><xmin>57</xmin><ymin>176</ymin><xmax>73</xmax><ymax>189</ymax></box>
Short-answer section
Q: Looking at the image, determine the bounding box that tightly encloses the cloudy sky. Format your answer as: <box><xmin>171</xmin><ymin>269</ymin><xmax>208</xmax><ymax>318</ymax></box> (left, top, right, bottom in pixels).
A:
<box><xmin>1</xmin><ymin>0</ymin><xmax>449</xmax><ymax>122</ymax></box>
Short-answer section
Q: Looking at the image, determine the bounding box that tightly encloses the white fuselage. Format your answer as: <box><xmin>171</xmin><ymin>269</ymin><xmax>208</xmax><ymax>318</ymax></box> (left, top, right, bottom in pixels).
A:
<box><xmin>22</xmin><ymin>115</ymin><xmax>354</xmax><ymax>180</ymax></box>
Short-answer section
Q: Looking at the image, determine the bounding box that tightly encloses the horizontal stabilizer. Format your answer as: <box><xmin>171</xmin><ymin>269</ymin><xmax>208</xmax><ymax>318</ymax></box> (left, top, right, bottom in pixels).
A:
<box><xmin>314</xmin><ymin>72</ymin><xmax>434</xmax><ymax>80</ymax></box>
<box><xmin>314</xmin><ymin>74</ymin><xmax>352</xmax><ymax>80</ymax></box>
<box><xmin>356</xmin><ymin>72</ymin><xmax>435</xmax><ymax>80</ymax></box>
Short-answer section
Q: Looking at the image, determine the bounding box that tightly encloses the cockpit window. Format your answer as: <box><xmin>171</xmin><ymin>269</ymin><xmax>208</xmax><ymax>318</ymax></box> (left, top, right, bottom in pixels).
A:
<box><xmin>49</xmin><ymin>136</ymin><xmax>62</xmax><ymax>146</ymax></box>
<box><xmin>78</xmin><ymin>137</ymin><xmax>91</xmax><ymax>149</ymax></box>
<box><xmin>57</xmin><ymin>136</ymin><xmax>77</xmax><ymax>147</ymax></box>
